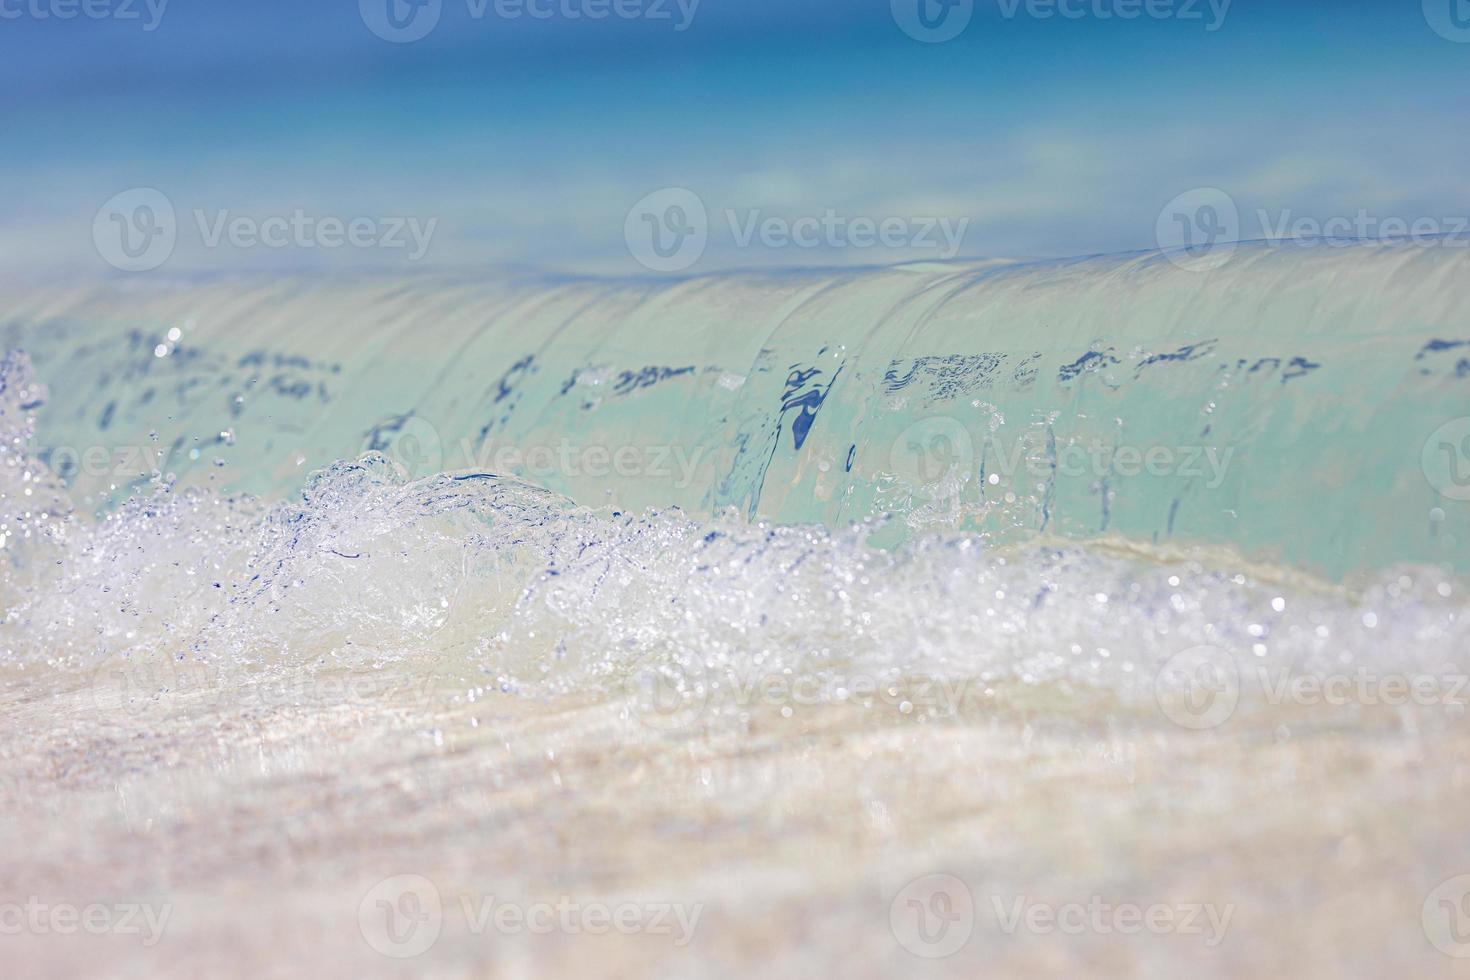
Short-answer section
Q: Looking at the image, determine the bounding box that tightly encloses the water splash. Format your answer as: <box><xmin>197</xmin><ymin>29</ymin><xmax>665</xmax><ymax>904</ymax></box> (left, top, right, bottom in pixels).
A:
<box><xmin>5</xmin><ymin>243</ymin><xmax>1468</xmax><ymax>578</ymax></box>
<box><xmin>3</xmin><ymin>348</ymin><xmax>1465</xmax><ymax>743</ymax></box>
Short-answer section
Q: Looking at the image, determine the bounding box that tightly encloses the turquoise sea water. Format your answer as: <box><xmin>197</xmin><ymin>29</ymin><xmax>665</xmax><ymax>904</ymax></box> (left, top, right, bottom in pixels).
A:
<box><xmin>6</xmin><ymin>240</ymin><xmax>1468</xmax><ymax>580</ymax></box>
<box><xmin>4</xmin><ymin>244</ymin><xmax>1470</xmax><ymax>979</ymax></box>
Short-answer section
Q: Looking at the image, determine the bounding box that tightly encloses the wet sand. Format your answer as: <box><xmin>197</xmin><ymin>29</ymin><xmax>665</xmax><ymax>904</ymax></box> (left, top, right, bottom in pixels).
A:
<box><xmin>4</xmin><ymin>660</ymin><xmax>1469</xmax><ymax>979</ymax></box>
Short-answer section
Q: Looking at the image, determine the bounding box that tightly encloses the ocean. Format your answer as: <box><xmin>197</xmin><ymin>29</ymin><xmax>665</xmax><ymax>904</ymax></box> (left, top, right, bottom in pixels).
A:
<box><xmin>2</xmin><ymin>241</ymin><xmax>1469</xmax><ymax>977</ymax></box>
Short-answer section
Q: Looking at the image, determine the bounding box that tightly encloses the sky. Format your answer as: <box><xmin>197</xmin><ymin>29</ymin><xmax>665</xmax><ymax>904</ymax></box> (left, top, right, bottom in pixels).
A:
<box><xmin>2</xmin><ymin>0</ymin><xmax>1468</xmax><ymax>277</ymax></box>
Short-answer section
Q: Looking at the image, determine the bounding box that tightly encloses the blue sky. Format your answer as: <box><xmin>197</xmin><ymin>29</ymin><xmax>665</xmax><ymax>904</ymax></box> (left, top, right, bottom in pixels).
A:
<box><xmin>2</xmin><ymin>0</ymin><xmax>1468</xmax><ymax>275</ymax></box>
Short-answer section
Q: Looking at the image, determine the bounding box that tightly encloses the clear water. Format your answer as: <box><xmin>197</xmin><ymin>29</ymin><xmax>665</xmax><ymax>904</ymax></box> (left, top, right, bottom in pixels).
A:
<box><xmin>3</xmin><ymin>244</ymin><xmax>1470</xmax><ymax>978</ymax></box>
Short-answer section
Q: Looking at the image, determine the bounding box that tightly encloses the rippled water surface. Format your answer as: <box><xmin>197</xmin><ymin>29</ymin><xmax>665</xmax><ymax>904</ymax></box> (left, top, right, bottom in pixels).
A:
<box><xmin>4</xmin><ymin>254</ymin><xmax>1470</xmax><ymax>977</ymax></box>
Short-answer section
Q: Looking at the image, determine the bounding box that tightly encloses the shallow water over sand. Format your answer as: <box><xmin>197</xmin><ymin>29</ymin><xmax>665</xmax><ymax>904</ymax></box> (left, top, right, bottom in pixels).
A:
<box><xmin>4</xmin><ymin>251</ymin><xmax>1470</xmax><ymax>976</ymax></box>
<box><xmin>5</xmin><ymin>650</ymin><xmax>1470</xmax><ymax>978</ymax></box>
<box><xmin>3</xmin><ymin>438</ymin><xmax>1470</xmax><ymax>976</ymax></box>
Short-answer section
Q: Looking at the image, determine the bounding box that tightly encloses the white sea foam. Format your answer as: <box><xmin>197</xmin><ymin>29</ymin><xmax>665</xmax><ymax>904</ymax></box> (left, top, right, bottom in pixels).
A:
<box><xmin>4</xmin><ymin>247</ymin><xmax>1470</xmax><ymax>977</ymax></box>
<box><xmin>3</xmin><ymin>349</ymin><xmax>1465</xmax><ymax>742</ymax></box>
